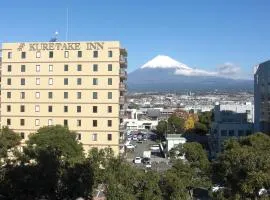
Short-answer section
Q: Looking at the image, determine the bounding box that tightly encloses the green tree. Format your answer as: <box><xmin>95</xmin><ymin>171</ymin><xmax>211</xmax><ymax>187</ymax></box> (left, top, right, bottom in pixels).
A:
<box><xmin>168</xmin><ymin>114</ymin><xmax>185</xmax><ymax>134</ymax></box>
<box><xmin>155</xmin><ymin>120</ymin><xmax>167</xmax><ymax>140</ymax></box>
<box><xmin>212</xmin><ymin>133</ymin><xmax>270</xmax><ymax>200</ymax></box>
<box><xmin>168</xmin><ymin>142</ymin><xmax>211</xmax><ymax>199</ymax></box>
<box><xmin>25</xmin><ymin>125</ymin><xmax>84</xmax><ymax>163</ymax></box>
<box><xmin>198</xmin><ymin>111</ymin><xmax>213</xmax><ymax>129</ymax></box>
<box><xmin>0</xmin><ymin>126</ymin><xmax>21</xmax><ymax>159</ymax></box>
<box><xmin>194</xmin><ymin>122</ymin><xmax>208</xmax><ymax>135</ymax></box>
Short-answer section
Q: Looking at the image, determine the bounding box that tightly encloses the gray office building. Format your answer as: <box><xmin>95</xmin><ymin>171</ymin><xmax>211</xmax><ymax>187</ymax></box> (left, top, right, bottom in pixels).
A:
<box><xmin>254</xmin><ymin>60</ymin><xmax>270</xmax><ymax>133</ymax></box>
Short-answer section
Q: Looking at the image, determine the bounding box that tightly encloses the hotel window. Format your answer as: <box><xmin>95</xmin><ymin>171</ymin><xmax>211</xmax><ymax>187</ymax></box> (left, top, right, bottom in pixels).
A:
<box><xmin>92</xmin><ymin>133</ymin><xmax>97</xmax><ymax>141</ymax></box>
<box><xmin>108</xmin><ymin>106</ymin><xmax>112</xmax><ymax>113</ymax></box>
<box><xmin>48</xmin><ymin>119</ymin><xmax>53</xmax><ymax>126</ymax></box>
<box><xmin>36</xmin><ymin>65</ymin><xmax>40</xmax><ymax>72</ymax></box>
<box><xmin>64</xmin><ymin>119</ymin><xmax>68</xmax><ymax>126</ymax></box>
<box><xmin>7</xmin><ymin>65</ymin><xmax>12</xmax><ymax>72</ymax></box>
<box><xmin>108</xmin><ymin>64</ymin><xmax>112</xmax><ymax>71</ymax></box>
<box><xmin>7</xmin><ymin>78</ymin><xmax>11</xmax><ymax>85</ymax></box>
<box><xmin>7</xmin><ymin>92</ymin><xmax>11</xmax><ymax>98</ymax></box>
<box><xmin>48</xmin><ymin>92</ymin><xmax>53</xmax><ymax>99</ymax></box>
<box><xmin>93</xmin><ymin>92</ymin><xmax>98</xmax><ymax>99</ymax></box>
<box><xmin>35</xmin><ymin>119</ymin><xmax>40</xmax><ymax>126</ymax></box>
<box><xmin>64</xmin><ymin>51</ymin><xmax>69</xmax><ymax>58</ymax></box>
<box><xmin>93</xmin><ymin>64</ymin><xmax>98</xmax><ymax>72</ymax></box>
<box><xmin>93</xmin><ymin>120</ymin><xmax>97</xmax><ymax>127</ymax></box>
<box><xmin>108</xmin><ymin>50</ymin><xmax>113</xmax><ymax>57</ymax></box>
<box><xmin>21</xmin><ymin>52</ymin><xmax>26</xmax><ymax>59</ymax></box>
<box><xmin>7</xmin><ymin>105</ymin><xmax>11</xmax><ymax>112</ymax></box>
<box><xmin>77</xmin><ymin>120</ymin><xmax>81</xmax><ymax>127</ymax></box>
<box><xmin>77</xmin><ymin>106</ymin><xmax>81</xmax><ymax>113</ymax></box>
<box><xmin>64</xmin><ymin>78</ymin><xmax>69</xmax><ymax>85</ymax></box>
<box><xmin>108</xmin><ymin>120</ymin><xmax>112</xmax><ymax>127</ymax></box>
<box><xmin>20</xmin><ymin>105</ymin><xmax>25</xmax><ymax>112</ymax></box>
<box><xmin>20</xmin><ymin>132</ymin><xmax>25</xmax><ymax>139</ymax></box>
<box><xmin>36</xmin><ymin>78</ymin><xmax>40</xmax><ymax>85</ymax></box>
<box><xmin>21</xmin><ymin>65</ymin><xmax>26</xmax><ymax>72</ymax></box>
<box><xmin>238</xmin><ymin>130</ymin><xmax>244</xmax><ymax>136</ymax></box>
<box><xmin>49</xmin><ymin>51</ymin><xmax>53</xmax><ymax>58</ymax></box>
<box><xmin>48</xmin><ymin>78</ymin><xmax>53</xmax><ymax>85</ymax></box>
<box><xmin>93</xmin><ymin>51</ymin><xmax>98</xmax><ymax>58</ymax></box>
<box><xmin>7</xmin><ymin>119</ymin><xmax>11</xmax><ymax>125</ymax></box>
<box><xmin>20</xmin><ymin>119</ymin><xmax>25</xmax><ymax>126</ymax></box>
<box><xmin>35</xmin><ymin>105</ymin><xmax>40</xmax><ymax>112</ymax></box>
<box><xmin>21</xmin><ymin>78</ymin><xmax>25</xmax><ymax>85</ymax></box>
<box><xmin>7</xmin><ymin>52</ymin><xmax>12</xmax><ymax>59</ymax></box>
<box><xmin>107</xmin><ymin>134</ymin><xmax>112</xmax><ymax>141</ymax></box>
<box><xmin>64</xmin><ymin>106</ymin><xmax>68</xmax><ymax>112</ymax></box>
<box><xmin>77</xmin><ymin>92</ymin><xmax>81</xmax><ymax>99</ymax></box>
<box><xmin>108</xmin><ymin>78</ymin><xmax>112</xmax><ymax>85</ymax></box>
<box><xmin>77</xmin><ymin>64</ymin><xmax>82</xmax><ymax>71</ymax></box>
<box><xmin>49</xmin><ymin>64</ymin><xmax>53</xmax><ymax>72</ymax></box>
<box><xmin>77</xmin><ymin>78</ymin><xmax>82</xmax><ymax>85</ymax></box>
<box><xmin>64</xmin><ymin>92</ymin><xmax>68</xmax><ymax>99</ymax></box>
<box><xmin>20</xmin><ymin>92</ymin><xmax>25</xmax><ymax>99</ymax></box>
<box><xmin>35</xmin><ymin>92</ymin><xmax>40</xmax><ymax>99</ymax></box>
<box><xmin>93</xmin><ymin>78</ymin><xmax>98</xmax><ymax>85</ymax></box>
<box><xmin>78</xmin><ymin>51</ymin><xmax>82</xmax><ymax>58</ymax></box>
<box><xmin>93</xmin><ymin>106</ymin><xmax>98</xmax><ymax>113</ymax></box>
<box><xmin>48</xmin><ymin>105</ymin><xmax>53</xmax><ymax>112</ymax></box>
<box><xmin>108</xmin><ymin>92</ymin><xmax>112</xmax><ymax>99</ymax></box>
<box><xmin>36</xmin><ymin>51</ymin><xmax>41</xmax><ymax>58</ymax></box>
<box><xmin>64</xmin><ymin>64</ymin><xmax>69</xmax><ymax>71</ymax></box>
<box><xmin>77</xmin><ymin>134</ymin><xmax>81</xmax><ymax>140</ymax></box>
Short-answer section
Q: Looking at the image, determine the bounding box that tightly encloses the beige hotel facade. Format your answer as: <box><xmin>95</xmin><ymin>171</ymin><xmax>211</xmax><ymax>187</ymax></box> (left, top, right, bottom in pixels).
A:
<box><xmin>0</xmin><ymin>41</ymin><xmax>127</xmax><ymax>155</ymax></box>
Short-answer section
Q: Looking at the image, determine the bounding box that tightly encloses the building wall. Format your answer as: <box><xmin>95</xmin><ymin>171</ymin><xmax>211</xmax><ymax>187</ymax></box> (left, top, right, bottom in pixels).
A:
<box><xmin>254</xmin><ymin>60</ymin><xmax>270</xmax><ymax>133</ymax></box>
<box><xmin>1</xmin><ymin>41</ymin><xmax>127</xmax><ymax>155</ymax></box>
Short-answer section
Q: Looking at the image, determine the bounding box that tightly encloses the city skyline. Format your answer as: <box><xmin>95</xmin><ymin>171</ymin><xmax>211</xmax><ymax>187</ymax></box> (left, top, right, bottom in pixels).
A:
<box><xmin>1</xmin><ymin>0</ymin><xmax>270</xmax><ymax>79</ymax></box>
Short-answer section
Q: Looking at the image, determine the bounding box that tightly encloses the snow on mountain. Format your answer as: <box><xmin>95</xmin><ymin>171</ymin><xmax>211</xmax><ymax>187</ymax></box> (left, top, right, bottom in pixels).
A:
<box><xmin>140</xmin><ymin>55</ymin><xmax>241</xmax><ymax>77</ymax></box>
<box><xmin>141</xmin><ymin>55</ymin><xmax>192</xmax><ymax>70</ymax></box>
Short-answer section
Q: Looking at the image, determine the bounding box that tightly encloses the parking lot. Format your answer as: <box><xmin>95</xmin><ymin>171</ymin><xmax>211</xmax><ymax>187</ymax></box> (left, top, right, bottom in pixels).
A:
<box><xmin>124</xmin><ymin>131</ymin><xmax>172</xmax><ymax>172</ymax></box>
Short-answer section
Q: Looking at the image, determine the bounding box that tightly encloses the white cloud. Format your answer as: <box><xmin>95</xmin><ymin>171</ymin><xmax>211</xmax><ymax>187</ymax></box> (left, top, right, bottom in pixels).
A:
<box><xmin>174</xmin><ymin>62</ymin><xmax>244</xmax><ymax>79</ymax></box>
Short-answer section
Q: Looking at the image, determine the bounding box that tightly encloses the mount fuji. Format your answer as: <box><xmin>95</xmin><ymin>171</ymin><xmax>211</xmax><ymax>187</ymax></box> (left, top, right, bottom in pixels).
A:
<box><xmin>127</xmin><ymin>55</ymin><xmax>253</xmax><ymax>92</ymax></box>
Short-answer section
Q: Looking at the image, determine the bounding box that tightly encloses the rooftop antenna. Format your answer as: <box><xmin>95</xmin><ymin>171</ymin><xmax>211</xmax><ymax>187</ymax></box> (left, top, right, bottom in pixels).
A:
<box><xmin>49</xmin><ymin>31</ymin><xmax>59</xmax><ymax>42</ymax></box>
<box><xmin>65</xmin><ymin>8</ymin><xmax>69</xmax><ymax>41</ymax></box>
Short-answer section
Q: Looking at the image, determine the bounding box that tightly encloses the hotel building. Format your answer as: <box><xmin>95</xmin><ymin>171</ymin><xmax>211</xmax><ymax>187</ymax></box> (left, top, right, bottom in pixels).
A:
<box><xmin>0</xmin><ymin>41</ymin><xmax>127</xmax><ymax>155</ymax></box>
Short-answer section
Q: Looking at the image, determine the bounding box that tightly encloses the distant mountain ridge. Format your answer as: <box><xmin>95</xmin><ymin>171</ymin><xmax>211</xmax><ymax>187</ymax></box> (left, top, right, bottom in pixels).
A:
<box><xmin>127</xmin><ymin>55</ymin><xmax>253</xmax><ymax>92</ymax></box>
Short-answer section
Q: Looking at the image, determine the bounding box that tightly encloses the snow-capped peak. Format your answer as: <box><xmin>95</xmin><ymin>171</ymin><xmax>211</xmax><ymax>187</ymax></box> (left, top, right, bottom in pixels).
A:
<box><xmin>141</xmin><ymin>55</ymin><xmax>192</xmax><ymax>70</ymax></box>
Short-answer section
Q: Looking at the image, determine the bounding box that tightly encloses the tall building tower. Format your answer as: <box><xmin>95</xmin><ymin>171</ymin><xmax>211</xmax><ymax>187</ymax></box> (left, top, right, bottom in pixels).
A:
<box><xmin>254</xmin><ymin>60</ymin><xmax>270</xmax><ymax>133</ymax></box>
<box><xmin>0</xmin><ymin>41</ymin><xmax>127</xmax><ymax>155</ymax></box>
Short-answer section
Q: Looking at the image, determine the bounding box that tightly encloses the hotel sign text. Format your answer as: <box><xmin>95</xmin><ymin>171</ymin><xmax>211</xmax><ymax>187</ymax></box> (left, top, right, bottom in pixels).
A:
<box><xmin>18</xmin><ymin>42</ymin><xmax>104</xmax><ymax>51</ymax></box>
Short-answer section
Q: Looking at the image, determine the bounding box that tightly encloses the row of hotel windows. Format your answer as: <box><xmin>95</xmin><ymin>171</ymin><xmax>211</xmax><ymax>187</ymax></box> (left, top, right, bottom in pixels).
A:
<box><xmin>6</xmin><ymin>64</ymin><xmax>113</xmax><ymax>72</ymax></box>
<box><xmin>7</xmin><ymin>118</ymin><xmax>114</xmax><ymax>128</ymax></box>
<box><xmin>6</xmin><ymin>91</ymin><xmax>116</xmax><ymax>100</ymax></box>
<box><xmin>6</xmin><ymin>77</ymin><xmax>115</xmax><ymax>86</ymax></box>
<box><xmin>7</xmin><ymin>50</ymin><xmax>114</xmax><ymax>59</ymax></box>
<box><xmin>19</xmin><ymin>131</ymin><xmax>112</xmax><ymax>141</ymax></box>
<box><xmin>6</xmin><ymin>105</ymin><xmax>113</xmax><ymax>113</ymax></box>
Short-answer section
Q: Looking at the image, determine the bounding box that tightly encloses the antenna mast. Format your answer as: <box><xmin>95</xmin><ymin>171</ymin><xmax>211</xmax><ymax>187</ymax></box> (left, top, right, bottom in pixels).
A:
<box><xmin>66</xmin><ymin>8</ymin><xmax>69</xmax><ymax>41</ymax></box>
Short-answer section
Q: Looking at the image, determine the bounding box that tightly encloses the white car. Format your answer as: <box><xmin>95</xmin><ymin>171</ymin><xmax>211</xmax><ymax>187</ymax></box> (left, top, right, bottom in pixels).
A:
<box><xmin>126</xmin><ymin>144</ymin><xmax>136</xmax><ymax>149</ymax></box>
<box><xmin>134</xmin><ymin>157</ymin><xmax>142</xmax><ymax>164</ymax></box>
<box><xmin>132</xmin><ymin>136</ymin><xmax>138</xmax><ymax>141</ymax></box>
<box><xmin>150</xmin><ymin>145</ymin><xmax>160</xmax><ymax>151</ymax></box>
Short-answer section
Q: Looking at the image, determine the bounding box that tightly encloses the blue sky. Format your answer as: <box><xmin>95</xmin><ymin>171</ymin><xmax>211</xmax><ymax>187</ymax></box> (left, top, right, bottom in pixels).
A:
<box><xmin>1</xmin><ymin>0</ymin><xmax>270</xmax><ymax>78</ymax></box>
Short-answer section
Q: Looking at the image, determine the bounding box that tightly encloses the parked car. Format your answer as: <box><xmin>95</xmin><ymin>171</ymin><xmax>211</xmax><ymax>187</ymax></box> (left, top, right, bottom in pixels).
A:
<box><xmin>134</xmin><ymin>157</ymin><xmax>142</xmax><ymax>164</ymax></box>
<box><xmin>150</xmin><ymin>144</ymin><xmax>160</xmax><ymax>151</ymax></box>
<box><xmin>145</xmin><ymin>160</ymin><xmax>151</xmax><ymax>168</ymax></box>
<box><xmin>126</xmin><ymin>144</ymin><xmax>136</xmax><ymax>149</ymax></box>
<box><xmin>132</xmin><ymin>135</ymin><xmax>138</xmax><ymax>141</ymax></box>
<box><xmin>142</xmin><ymin>157</ymin><xmax>151</xmax><ymax>164</ymax></box>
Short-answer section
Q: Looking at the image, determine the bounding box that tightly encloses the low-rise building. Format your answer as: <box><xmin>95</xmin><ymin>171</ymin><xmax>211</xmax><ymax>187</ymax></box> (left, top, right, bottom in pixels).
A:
<box><xmin>209</xmin><ymin>102</ymin><xmax>254</xmax><ymax>157</ymax></box>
